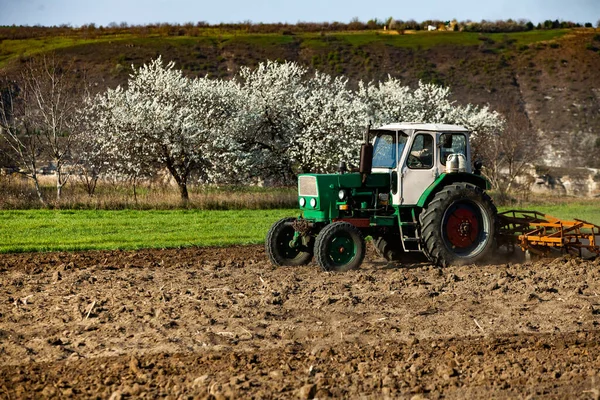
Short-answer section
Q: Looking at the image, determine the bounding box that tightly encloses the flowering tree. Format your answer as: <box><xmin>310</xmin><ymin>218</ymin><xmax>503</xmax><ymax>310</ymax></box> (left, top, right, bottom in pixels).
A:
<box><xmin>236</xmin><ymin>60</ymin><xmax>307</xmax><ymax>183</ymax></box>
<box><xmin>235</xmin><ymin>61</ymin><xmax>367</xmax><ymax>181</ymax></box>
<box><xmin>83</xmin><ymin>85</ymin><xmax>157</xmax><ymax>200</ymax></box>
<box><xmin>82</xmin><ymin>58</ymin><xmax>506</xmax><ymax>195</ymax></box>
<box><xmin>292</xmin><ymin>71</ymin><xmax>365</xmax><ymax>173</ymax></box>
<box><xmin>85</xmin><ymin>57</ymin><xmax>243</xmax><ymax>201</ymax></box>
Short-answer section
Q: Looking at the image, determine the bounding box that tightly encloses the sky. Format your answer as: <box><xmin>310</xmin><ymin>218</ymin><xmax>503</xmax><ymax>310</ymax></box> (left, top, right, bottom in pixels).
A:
<box><xmin>1</xmin><ymin>0</ymin><xmax>599</xmax><ymax>27</ymax></box>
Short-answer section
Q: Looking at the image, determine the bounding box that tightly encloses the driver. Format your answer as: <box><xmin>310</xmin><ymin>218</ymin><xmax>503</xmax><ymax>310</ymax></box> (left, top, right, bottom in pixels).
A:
<box><xmin>409</xmin><ymin>135</ymin><xmax>433</xmax><ymax>168</ymax></box>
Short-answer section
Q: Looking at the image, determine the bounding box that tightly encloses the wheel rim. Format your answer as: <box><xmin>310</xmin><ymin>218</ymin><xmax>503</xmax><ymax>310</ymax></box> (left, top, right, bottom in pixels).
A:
<box><xmin>277</xmin><ymin>226</ymin><xmax>301</xmax><ymax>260</ymax></box>
<box><xmin>328</xmin><ymin>234</ymin><xmax>356</xmax><ymax>266</ymax></box>
<box><xmin>442</xmin><ymin>200</ymin><xmax>488</xmax><ymax>256</ymax></box>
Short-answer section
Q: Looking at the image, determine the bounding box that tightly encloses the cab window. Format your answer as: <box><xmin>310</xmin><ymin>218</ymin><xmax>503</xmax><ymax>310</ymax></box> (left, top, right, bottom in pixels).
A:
<box><xmin>372</xmin><ymin>131</ymin><xmax>408</xmax><ymax>168</ymax></box>
<box><xmin>407</xmin><ymin>134</ymin><xmax>434</xmax><ymax>169</ymax></box>
<box><xmin>439</xmin><ymin>133</ymin><xmax>467</xmax><ymax>165</ymax></box>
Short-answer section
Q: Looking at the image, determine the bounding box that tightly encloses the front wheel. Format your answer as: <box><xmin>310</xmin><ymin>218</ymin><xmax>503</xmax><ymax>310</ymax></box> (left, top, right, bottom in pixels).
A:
<box><xmin>266</xmin><ymin>218</ymin><xmax>313</xmax><ymax>267</ymax></box>
<box><xmin>315</xmin><ymin>222</ymin><xmax>366</xmax><ymax>272</ymax></box>
<box><xmin>419</xmin><ymin>183</ymin><xmax>497</xmax><ymax>267</ymax></box>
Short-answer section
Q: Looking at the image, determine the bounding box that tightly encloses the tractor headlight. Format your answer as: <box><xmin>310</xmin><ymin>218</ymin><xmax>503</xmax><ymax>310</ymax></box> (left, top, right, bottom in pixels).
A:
<box><xmin>338</xmin><ymin>189</ymin><xmax>347</xmax><ymax>201</ymax></box>
<box><xmin>299</xmin><ymin>197</ymin><xmax>306</xmax><ymax>207</ymax></box>
<box><xmin>309</xmin><ymin>198</ymin><xmax>317</xmax><ymax>208</ymax></box>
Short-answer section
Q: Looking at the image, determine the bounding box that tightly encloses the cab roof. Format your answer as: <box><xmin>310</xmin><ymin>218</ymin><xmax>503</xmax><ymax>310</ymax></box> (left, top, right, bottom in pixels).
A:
<box><xmin>374</xmin><ymin>122</ymin><xmax>470</xmax><ymax>133</ymax></box>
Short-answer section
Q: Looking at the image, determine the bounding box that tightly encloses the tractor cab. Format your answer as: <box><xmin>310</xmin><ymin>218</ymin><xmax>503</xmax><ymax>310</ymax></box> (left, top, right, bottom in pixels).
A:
<box><xmin>370</xmin><ymin>123</ymin><xmax>471</xmax><ymax>205</ymax></box>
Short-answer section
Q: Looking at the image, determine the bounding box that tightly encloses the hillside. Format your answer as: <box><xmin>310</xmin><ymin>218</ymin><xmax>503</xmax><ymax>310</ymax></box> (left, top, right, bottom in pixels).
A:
<box><xmin>1</xmin><ymin>27</ymin><xmax>599</xmax><ymax>169</ymax></box>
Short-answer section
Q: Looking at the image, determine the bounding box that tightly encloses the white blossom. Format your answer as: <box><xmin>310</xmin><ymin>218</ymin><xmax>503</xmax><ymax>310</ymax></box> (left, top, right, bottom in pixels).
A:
<box><xmin>83</xmin><ymin>58</ymin><xmax>505</xmax><ymax>189</ymax></box>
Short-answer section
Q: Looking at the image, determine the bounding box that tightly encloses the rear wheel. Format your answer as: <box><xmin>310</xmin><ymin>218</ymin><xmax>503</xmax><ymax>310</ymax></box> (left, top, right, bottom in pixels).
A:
<box><xmin>420</xmin><ymin>183</ymin><xmax>497</xmax><ymax>267</ymax></box>
<box><xmin>373</xmin><ymin>235</ymin><xmax>402</xmax><ymax>261</ymax></box>
<box><xmin>315</xmin><ymin>222</ymin><xmax>366</xmax><ymax>272</ymax></box>
<box><xmin>266</xmin><ymin>218</ymin><xmax>313</xmax><ymax>267</ymax></box>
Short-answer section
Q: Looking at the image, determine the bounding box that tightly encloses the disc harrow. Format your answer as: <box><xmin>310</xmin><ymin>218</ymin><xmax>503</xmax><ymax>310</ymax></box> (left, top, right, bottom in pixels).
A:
<box><xmin>498</xmin><ymin>210</ymin><xmax>600</xmax><ymax>258</ymax></box>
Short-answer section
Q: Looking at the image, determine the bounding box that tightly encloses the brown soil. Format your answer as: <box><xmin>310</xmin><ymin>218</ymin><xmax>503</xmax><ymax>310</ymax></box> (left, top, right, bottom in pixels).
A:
<box><xmin>2</xmin><ymin>245</ymin><xmax>600</xmax><ymax>399</ymax></box>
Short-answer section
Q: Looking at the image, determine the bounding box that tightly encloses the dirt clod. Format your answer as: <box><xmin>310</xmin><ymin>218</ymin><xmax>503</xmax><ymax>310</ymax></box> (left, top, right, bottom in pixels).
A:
<box><xmin>298</xmin><ymin>383</ymin><xmax>317</xmax><ymax>399</ymax></box>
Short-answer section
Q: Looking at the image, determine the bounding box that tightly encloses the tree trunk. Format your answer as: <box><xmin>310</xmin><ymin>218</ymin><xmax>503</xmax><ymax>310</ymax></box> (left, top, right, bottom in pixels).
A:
<box><xmin>56</xmin><ymin>183</ymin><xmax>63</xmax><ymax>202</ymax></box>
<box><xmin>56</xmin><ymin>169</ymin><xmax>62</xmax><ymax>201</ymax></box>
<box><xmin>164</xmin><ymin>158</ymin><xmax>190</xmax><ymax>203</ymax></box>
<box><xmin>132</xmin><ymin>178</ymin><xmax>138</xmax><ymax>204</ymax></box>
<box><xmin>32</xmin><ymin>174</ymin><xmax>45</xmax><ymax>205</ymax></box>
<box><xmin>87</xmin><ymin>176</ymin><xmax>98</xmax><ymax>197</ymax></box>
<box><xmin>178</xmin><ymin>182</ymin><xmax>189</xmax><ymax>203</ymax></box>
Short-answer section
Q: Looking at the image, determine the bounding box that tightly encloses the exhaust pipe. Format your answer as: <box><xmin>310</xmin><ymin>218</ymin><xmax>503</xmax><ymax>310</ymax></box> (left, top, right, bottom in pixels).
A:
<box><xmin>359</xmin><ymin>122</ymin><xmax>373</xmax><ymax>184</ymax></box>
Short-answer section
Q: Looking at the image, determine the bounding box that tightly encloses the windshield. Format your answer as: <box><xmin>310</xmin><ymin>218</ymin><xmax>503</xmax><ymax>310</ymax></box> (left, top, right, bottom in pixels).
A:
<box><xmin>372</xmin><ymin>131</ymin><xmax>408</xmax><ymax>168</ymax></box>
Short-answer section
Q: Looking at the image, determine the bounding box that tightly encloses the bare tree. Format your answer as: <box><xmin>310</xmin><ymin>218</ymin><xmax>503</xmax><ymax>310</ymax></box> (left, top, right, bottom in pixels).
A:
<box><xmin>474</xmin><ymin>106</ymin><xmax>542</xmax><ymax>200</ymax></box>
<box><xmin>72</xmin><ymin>131</ymin><xmax>106</xmax><ymax>197</ymax></box>
<box><xmin>0</xmin><ymin>77</ymin><xmax>46</xmax><ymax>204</ymax></box>
<box><xmin>22</xmin><ymin>55</ymin><xmax>86</xmax><ymax>201</ymax></box>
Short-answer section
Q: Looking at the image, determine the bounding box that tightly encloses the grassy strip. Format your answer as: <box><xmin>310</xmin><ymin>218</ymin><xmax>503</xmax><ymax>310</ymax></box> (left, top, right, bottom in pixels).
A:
<box><xmin>0</xmin><ymin>202</ymin><xmax>597</xmax><ymax>254</ymax></box>
<box><xmin>0</xmin><ymin>209</ymin><xmax>297</xmax><ymax>253</ymax></box>
<box><xmin>499</xmin><ymin>203</ymin><xmax>600</xmax><ymax>225</ymax></box>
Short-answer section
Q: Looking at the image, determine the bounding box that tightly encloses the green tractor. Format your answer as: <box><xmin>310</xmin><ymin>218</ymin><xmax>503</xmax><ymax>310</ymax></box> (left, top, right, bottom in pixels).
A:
<box><xmin>266</xmin><ymin>123</ymin><xmax>498</xmax><ymax>271</ymax></box>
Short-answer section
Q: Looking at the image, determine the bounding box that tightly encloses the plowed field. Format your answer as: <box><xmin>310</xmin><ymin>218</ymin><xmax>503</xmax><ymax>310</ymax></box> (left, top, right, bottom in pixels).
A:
<box><xmin>2</xmin><ymin>245</ymin><xmax>600</xmax><ymax>399</ymax></box>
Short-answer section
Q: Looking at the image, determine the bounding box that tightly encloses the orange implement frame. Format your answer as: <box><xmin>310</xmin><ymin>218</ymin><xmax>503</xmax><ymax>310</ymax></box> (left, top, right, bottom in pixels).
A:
<box><xmin>498</xmin><ymin>210</ymin><xmax>600</xmax><ymax>258</ymax></box>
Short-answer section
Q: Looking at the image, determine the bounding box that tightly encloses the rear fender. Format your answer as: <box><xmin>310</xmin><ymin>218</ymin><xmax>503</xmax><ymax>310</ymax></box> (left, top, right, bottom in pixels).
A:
<box><xmin>417</xmin><ymin>173</ymin><xmax>489</xmax><ymax>208</ymax></box>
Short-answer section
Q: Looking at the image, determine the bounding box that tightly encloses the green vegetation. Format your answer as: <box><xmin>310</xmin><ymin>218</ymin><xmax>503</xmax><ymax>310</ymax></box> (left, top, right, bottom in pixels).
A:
<box><xmin>0</xmin><ymin>209</ymin><xmax>296</xmax><ymax>253</ymax></box>
<box><xmin>0</xmin><ymin>28</ymin><xmax>571</xmax><ymax>68</ymax></box>
<box><xmin>498</xmin><ymin>29</ymin><xmax>568</xmax><ymax>45</ymax></box>
<box><xmin>227</xmin><ymin>34</ymin><xmax>296</xmax><ymax>47</ymax></box>
<box><xmin>0</xmin><ymin>36</ymin><xmax>131</xmax><ymax>66</ymax></box>
<box><xmin>499</xmin><ymin>202</ymin><xmax>600</xmax><ymax>225</ymax></box>
<box><xmin>1</xmin><ymin>201</ymin><xmax>598</xmax><ymax>254</ymax></box>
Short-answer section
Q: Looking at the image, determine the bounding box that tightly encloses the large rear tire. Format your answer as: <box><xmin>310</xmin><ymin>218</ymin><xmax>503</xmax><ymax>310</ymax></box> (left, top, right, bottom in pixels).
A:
<box><xmin>266</xmin><ymin>218</ymin><xmax>313</xmax><ymax>267</ymax></box>
<box><xmin>315</xmin><ymin>222</ymin><xmax>366</xmax><ymax>272</ymax></box>
<box><xmin>419</xmin><ymin>183</ymin><xmax>497</xmax><ymax>267</ymax></box>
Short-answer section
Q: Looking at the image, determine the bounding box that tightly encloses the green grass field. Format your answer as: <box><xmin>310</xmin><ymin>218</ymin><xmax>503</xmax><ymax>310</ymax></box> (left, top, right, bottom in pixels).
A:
<box><xmin>0</xmin><ymin>209</ymin><xmax>296</xmax><ymax>253</ymax></box>
<box><xmin>0</xmin><ymin>202</ymin><xmax>598</xmax><ymax>254</ymax></box>
<box><xmin>499</xmin><ymin>203</ymin><xmax>600</xmax><ymax>225</ymax></box>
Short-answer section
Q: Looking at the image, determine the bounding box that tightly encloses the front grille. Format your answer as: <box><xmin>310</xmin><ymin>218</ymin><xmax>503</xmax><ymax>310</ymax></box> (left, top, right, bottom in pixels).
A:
<box><xmin>298</xmin><ymin>176</ymin><xmax>318</xmax><ymax>197</ymax></box>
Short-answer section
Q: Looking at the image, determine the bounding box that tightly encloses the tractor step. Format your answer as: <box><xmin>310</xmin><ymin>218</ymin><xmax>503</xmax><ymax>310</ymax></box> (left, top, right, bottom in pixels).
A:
<box><xmin>398</xmin><ymin>219</ymin><xmax>422</xmax><ymax>252</ymax></box>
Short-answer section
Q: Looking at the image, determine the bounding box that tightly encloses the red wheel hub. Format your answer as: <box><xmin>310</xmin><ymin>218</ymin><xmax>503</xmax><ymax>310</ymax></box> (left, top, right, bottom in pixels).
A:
<box><xmin>445</xmin><ymin>206</ymin><xmax>479</xmax><ymax>248</ymax></box>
